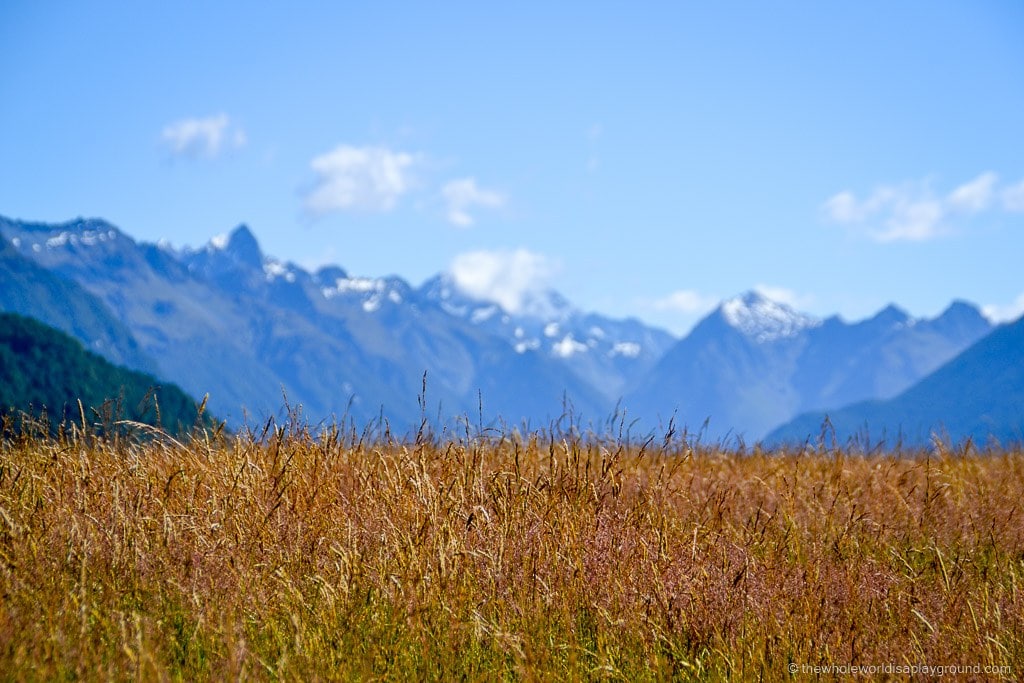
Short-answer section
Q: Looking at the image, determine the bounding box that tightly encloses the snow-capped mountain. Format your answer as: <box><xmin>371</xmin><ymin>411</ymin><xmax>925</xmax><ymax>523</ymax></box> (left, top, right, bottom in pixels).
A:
<box><xmin>719</xmin><ymin>290</ymin><xmax>820</xmax><ymax>342</ymax></box>
<box><xmin>419</xmin><ymin>273</ymin><xmax>676</xmax><ymax>400</ymax></box>
<box><xmin>1</xmin><ymin>217</ymin><xmax>308</xmax><ymax>424</ymax></box>
<box><xmin>624</xmin><ymin>292</ymin><xmax>814</xmax><ymax>439</ymax></box>
<box><xmin>0</xmin><ymin>214</ymin><xmax>1000</xmax><ymax>440</ymax></box>
<box><xmin>624</xmin><ymin>290</ymin><xmax>993</xmax><ymax>440</ymax></box>
<box><xmin>0</xmin><ymin>217</ymin><xmax>612</xmax><ymax>428</ymax></box>
<box><xmin>178</xmin><ymin>226</ymin><xmax>417</xmax><ymax>318</ymax></box>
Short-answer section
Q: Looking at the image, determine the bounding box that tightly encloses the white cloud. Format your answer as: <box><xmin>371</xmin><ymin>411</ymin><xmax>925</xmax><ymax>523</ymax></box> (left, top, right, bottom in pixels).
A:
<box><xmin>161</xmin><ymin>114</ymin><xmax>245</xmax><ymax>159</ymax></box>
<box><xmin>822</xmin><ymin>191</ymin><xmax>864</xmax><ymax>223</ymax></box>
<box><xmin>824</xmin><ymin>182</ymin><xmax>945</xmax><ymax>242</ymax></box>
<box><xmin>982</xmin><ymin>292</ymin><xmax>1024</xmax><ymax>323</ymax></box>
<box><xmin>823</xmin><ymin>171</ymin><xmax>1014</xmax><ymax>243</ymax></box>
<box><xmin>448</xmin><ymin>248</ymin><xmax>557</xmax><ymax>314</ymax></box>
<box><xmin>441</xmin><ymin>178</ymin><xmax>505</xmax><ymax>227</ymax></box>
<box><xmin>1003</xmin><ymin>179</ymin><xmax>1024</xmax><ymax>213</ymax></box>
<box><xmin>948</xmin><ymin>172</ymin><xmax>998</xmax><ymax>212</ymax></box>
<box><xmin>652</xmin><ymin>289</ymin><xmax>719</xmax><ymax>314</ymax></box>
<box><xmin>304</xmin><ymin>145</ymin><xmax>415</xmax><ymax>216</ymax></box>
<box><xmin>879</xmin><ymin>197</ymin><xmax>947</xmax><ymax>242</ymax></box>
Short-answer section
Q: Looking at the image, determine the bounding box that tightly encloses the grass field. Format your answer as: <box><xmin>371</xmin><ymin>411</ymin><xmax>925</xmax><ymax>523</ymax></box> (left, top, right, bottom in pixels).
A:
<box><xmin>1</xmin><ymin>413</ymin><xmax>1022</xmax><ymax>680</ymax></box>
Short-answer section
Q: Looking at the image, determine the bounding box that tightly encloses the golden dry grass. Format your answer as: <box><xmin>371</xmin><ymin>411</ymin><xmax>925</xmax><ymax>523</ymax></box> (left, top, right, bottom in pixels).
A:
<box><xmin>1</xmin><ymin>415</ymin><xmax>1022</xmax><ymax>680</ymax></box>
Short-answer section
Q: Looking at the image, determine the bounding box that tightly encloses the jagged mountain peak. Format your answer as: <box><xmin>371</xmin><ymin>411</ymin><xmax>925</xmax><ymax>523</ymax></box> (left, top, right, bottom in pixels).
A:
<box><xmin>1</xmin><ymin>215</ymin><xmax>116</xmax><ymax>235</ymax></box>
<box><xmin>939</xmin><ymin>299</ymin><xmax>985</xmax><ymax>322</ymax></box>
<box><xmin>924</xmin><ymin>299</ymin><xmax>991</xmax><ymax>339</ymax></box>
<box><xmin>869</xmin><ymin>303</ymin><xmax>913</xmax><ymax>326</ymax></box>
<box><xmin>418</xmin><ymin>272</ymin><xmax>456</xmax><ymax>301</ymax></box>
<box><xmin>0</xmin><ymin>215</ymin><xmax>124</xmax><ymax>253</ymax></box>
<box><xmin>718</xmin><ymin>290</ymin><xmax>819</xmax><ymax>342</ymax></box>
<box><xmin>516</xmin><ymin>288</ymin><xmax>574</xmax><ymax>320</ymax></box>
<box><xmin>315</xmin><ymin>265</ymin><xmax>350</xmax><ymax>284</ymax></box>
<box><xmin>208</xmin><ymin>223</ymin><xmax>263</xmax><ymax>269</ymax></box>
<box><xmin>415</xmin><ymin>269</ymin><xmax>674</xmax><ymax>398</ymax></box>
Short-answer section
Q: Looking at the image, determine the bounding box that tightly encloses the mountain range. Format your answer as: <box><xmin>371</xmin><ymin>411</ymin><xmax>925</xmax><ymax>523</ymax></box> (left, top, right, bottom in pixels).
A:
<box><xmin>0</xmin><ymin>214</ymin><xmax>1014</xmax><ymax>444</ymax></box>
<box><xmin>625</xmin><ymin>292</ymin><xmax>994</xmax><ymax>440</ymax></box>
<box><xmin>768</xmin><ymin>314</ymin><xmax>1024</xmax><ymax>447</ymax></box>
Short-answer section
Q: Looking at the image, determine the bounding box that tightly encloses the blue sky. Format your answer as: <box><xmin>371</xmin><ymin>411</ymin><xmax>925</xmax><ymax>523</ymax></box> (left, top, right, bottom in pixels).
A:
<box><xmin>2</xmin><ymin>2</ymin><xmax>1023</xmax><ymax>334</ymax></box>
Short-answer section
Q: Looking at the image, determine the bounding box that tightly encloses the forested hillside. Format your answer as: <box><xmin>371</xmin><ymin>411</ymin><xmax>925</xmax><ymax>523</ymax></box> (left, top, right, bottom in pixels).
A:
<box><xmin>0</xmin><ymin>312</ymin><xmax>211</xmax><ymax>434</ymax></box>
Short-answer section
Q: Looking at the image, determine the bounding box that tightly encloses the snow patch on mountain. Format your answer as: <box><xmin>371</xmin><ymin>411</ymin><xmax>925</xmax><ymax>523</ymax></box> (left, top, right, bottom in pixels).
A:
<box><xmin>415</xmin><ymin>271</ymin><xmax>676</xmax><ymax>400</ymax></box>
<box><xmin>514</xmin><ymin>339</ymin><xmax>541</xmax><ymax>354</ymax></box>
<box><xmin>33</xmin><ymin>228</ymin><xmax>118</xmax><ymax>250</ymax></box>
<box><xmin>317</xmin><ymin>275</ymin><xmax>410</xmax><ymax>314</ymax></box>
<box><xmin>552</xmin><ymin>334</ymin><xmax>588</xmax><ymax>358</ymax></box>
<box><xmin>322</xmin><ymin>276</ymin><xmax>386</xmax><ymax>297</ymax></box>
<box><xmin>263</xmin><ymin>260</ymin><xmax>296</xmax><ymax>283</ymax></box>
<box><xmin>610</xmin><ymin>342</ymin><xmax>641</xmax><ymax>358</ymax></box>
<box><xmin>721</xmin><ymin>291</ymin><xmax>820</xmax><ymax>342</ymax></box>
<box><xmin>470</xmin><ymin>305</ymin><xmax>499</xmax><ymax>323</ymax></box>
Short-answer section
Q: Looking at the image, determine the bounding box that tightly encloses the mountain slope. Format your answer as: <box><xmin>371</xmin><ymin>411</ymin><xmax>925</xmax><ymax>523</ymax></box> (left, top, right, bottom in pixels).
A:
<box><xmin>0</xmin><ymin>224</ymin><xmax>156</xmax><ymax>373</ymax></box>
<box><xmin>419</xmin><ymin>273</ymin><xmax>675</xmax><ymax>400</ymax></box>
<box><xmin>2</xmin><ymin>216</ymin><xmax>607</xmax><ymax>429</ymax></box>
<box><xmin>792</xmin><ymin>301</ymin><xmax>992</xmax><ymax>410</ymax></box>
<box><xmin>625</xmin><ymin>291</ymin><xmax>992</xmax><ymax>441</ymax></box>
<box><xmin>767</xmin><ymin>315</ymin><xmax>1024</xmax><ymax>447</ymax></box>
<box><xmin>179</xmin><ymin>227</ymin><xmax>610</xmax><ymax>427</ymax></box>
<box><xmin>0</xmin><ymin>312</ymin><xmax>209</xmax><ymax>433</ymax></box>
<box><xmin>624</xmin><ymin>291</ymin><xmax>817</xmax><ymax>439</ymax></box>
<box><xmin>1</xmin><ymin>217</ymin><xmax>293</xmax><ymax>425</ymax></box>
<box><xmin>3</xmin><ymin>214</ymin><xmax>999</xmax><ymax>440</ymax></box>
